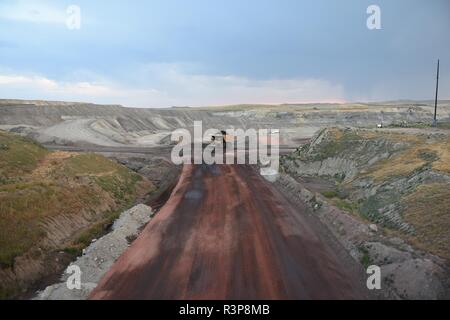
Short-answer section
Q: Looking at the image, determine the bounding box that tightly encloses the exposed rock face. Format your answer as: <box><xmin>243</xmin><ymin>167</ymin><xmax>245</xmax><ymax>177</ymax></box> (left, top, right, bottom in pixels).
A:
<box><xmin>381</xmin><ymin>258</ymin><xmax>447</xmax><ymax>300</ymax></box>
<box><xmin>361</xmin><ymin>241</ymin><xmax>448</xmax><ymax>299</ymax></box>
<box><xmin>274</xmin><ymin>172</ymin><xmax>450</xmax><ymax>300</ymax></box>
<box><xmin>35</xmin><ymin>204</ymin><xmax>154</xmax><ymax>300</ymax></box>
<box><xmin>279</xmin><ymin>127</ymin><xmax>450</xmax><ymax>299</ymax></box>
<box><xmin>282</xmin><ymin>127</ymin><xmax>450</xmax><ymax>233</ymax></box>
<box><xmin>287</xmin><ymin>157</ymin><xmax>358</xmax><ymax>181</ymax></box>
<box><xmin>1</xmin><ymin>99</ymin><xmax>450</xmax><ymax>148</ymax></box>
<box><xmin>282</xmin><ymin>127</ymin><xmax>406</xmax><ymax>182</ymax></box>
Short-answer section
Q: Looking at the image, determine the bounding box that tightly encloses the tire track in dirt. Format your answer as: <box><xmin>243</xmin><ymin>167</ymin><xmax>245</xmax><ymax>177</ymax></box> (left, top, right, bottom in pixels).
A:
<box><xmin>89</xmin><ymin>164</ymin><xmax>367</xmax><ymax>299</ymax></box>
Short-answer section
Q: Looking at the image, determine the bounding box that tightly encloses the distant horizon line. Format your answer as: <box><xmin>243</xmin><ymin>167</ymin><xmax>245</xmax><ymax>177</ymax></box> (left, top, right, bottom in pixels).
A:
<box><xmin>1</xmin><ymin>97</ymin><xmax>449</xmax><ymax>109</ymax></box>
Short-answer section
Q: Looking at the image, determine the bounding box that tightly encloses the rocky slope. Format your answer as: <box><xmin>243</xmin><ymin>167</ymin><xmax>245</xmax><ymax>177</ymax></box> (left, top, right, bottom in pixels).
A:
<box><xmin>280</xmin><ymin>127</ymin><xmax>450</xmax><ymax>299</ymax></box>
<box><xmin>1</xmin><ymin>99</ymin><xmax>450</xmax><ymax>148</ymax></box>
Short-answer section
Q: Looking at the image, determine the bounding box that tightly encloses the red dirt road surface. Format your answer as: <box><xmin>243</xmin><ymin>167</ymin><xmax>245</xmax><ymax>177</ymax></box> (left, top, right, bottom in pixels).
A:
<box><xmin>90</xmin><ymin>164</ymin><xmax>367</xmax><ymax>299</ymax></box>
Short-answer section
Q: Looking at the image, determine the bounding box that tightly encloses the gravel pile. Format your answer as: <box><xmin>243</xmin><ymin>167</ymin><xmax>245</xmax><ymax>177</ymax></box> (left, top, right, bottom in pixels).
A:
<box><xmin>35</xmin><ymin>204</ymin><xmax>154</xmax><ymax>300</ymax></box>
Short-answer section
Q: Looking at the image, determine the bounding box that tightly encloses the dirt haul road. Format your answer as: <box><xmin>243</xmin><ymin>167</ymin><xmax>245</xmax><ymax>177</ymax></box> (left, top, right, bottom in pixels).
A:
<box><xmin>90</xmin><ymin>164</ymin><xmax>367</xmax><ymax>299</ymax></box>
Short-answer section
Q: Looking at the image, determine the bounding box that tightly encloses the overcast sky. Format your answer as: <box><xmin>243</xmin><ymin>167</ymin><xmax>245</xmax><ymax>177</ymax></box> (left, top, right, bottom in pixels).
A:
<box><xmin>0</xmin><ymin>0</ymin><xmax>449</xmax><ymax>107</ymax></box>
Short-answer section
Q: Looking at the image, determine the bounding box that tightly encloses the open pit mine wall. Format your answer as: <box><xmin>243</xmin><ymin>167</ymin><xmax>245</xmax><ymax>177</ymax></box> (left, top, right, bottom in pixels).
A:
<box><xmin>1</xmin><ymin>100</ymin><xmax>449</xmax><ymax>139</ymax></box>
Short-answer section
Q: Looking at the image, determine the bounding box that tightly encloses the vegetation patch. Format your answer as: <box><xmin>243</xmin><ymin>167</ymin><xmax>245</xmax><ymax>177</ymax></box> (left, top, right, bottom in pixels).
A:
<box><xmin>95</xmin><ymin>169</ymin><xmax>142</xmax><ymax>205</ymax></box>
<box><xmin>64</xmin><ymin>153</ymin><xmax>121</xmax><ymax>177</ymax></box>
<box><xmin>0</xmin><ymin>131</ymin><xmax>153</xmax><ymax>274</ymax></box>
<box><xmin>0</xmin><ymin>181</ymin><xmax>103</xmax><ymax>267</ymax></box>
<box><xmin>388</xmin><ymin>121</ymin><xmax>450</xmax><ymax>130</ymax></box>
<box><xmin>402</xmin><ymin>183</ymin><xmax>450</xmax><ymax>259</ymax></box>
<box><xmin>430</xmin><ymin>141</ymin><xmax>450</xmax><ymax>173</ymax></box>
<box><xmin>65</xmin><ymin>209</ymin><xmax>123</xmax><ymax>253</ymax></box>
<box><xmin>334</xmin><ymin>198</ymin><xmax>359</xmax><ymax>214</ymax></box>
<box><xmin>417</xmin><ymin>150</ymin><xmax>439</xmax><ymax>162</ymax></box>
<box><xmin>310</xmin><ymin>129</ymin><xmax>361</xmax><ymax>161</ymax></box>
<box><xmin>359</xmin><ymin>246</ymin><xmax>372</xmax><ymax>269</ymax></box>
<box><xmin>366</xmin><ymin>138</ymin><xmax>449</xmax><ymax>180</ymax></box>
<box><xmin>366</xmin><ymin>149</ymin><xmax>425</xmax><ymax>181</ymax></box>
<box><xmin>321</xmin><ymin>191</ymin><xmax>338</xmax><ymax>198</ymax></box>
<box><xmin>0</xmin><ymin>131</ymin><xmax>48</xmax><ymax>179</ymax></box>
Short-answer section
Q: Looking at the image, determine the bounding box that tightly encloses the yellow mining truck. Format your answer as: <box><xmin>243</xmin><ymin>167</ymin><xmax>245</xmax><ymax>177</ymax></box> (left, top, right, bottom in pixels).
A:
<box><xmin>211</xmin><ymin>130</ymin><xmax>233</xmax><ymax>149</ymax></box>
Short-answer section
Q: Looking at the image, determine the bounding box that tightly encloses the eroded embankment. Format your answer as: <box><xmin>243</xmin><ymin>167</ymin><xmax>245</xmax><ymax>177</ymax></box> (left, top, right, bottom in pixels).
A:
<box><xmin>280</xmin><ymin>127</ymin><xmax>450</xmax><ymax>299</ymax></box>
<box><xmin>0</xmin><ymin>131</ymin><xmax>157</xmax><ymax>299</ymax></box>
<box><xmin>31</xmin><ymin>153</ymin><xmax>180</xmax><ymax>299</ymax></box>
<box><xmin>35</xmin><ymin>204</ymin><xmax>154</xmax><ymax>300</ymax></box>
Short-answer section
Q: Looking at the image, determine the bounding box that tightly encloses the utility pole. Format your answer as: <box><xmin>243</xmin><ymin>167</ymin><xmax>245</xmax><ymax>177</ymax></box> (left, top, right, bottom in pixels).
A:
<box><xmin>433</xmin><ymin>59</ymin><xmax>440</xmax><ymax>127</ymax></box>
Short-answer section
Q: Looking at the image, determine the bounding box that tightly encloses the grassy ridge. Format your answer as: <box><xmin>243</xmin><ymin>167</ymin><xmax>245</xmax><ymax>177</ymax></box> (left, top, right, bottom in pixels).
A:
<box><xmin>0</xmin><ymin>131</ymin><xmax>48</xmax><ymax>181</ymax></box>
<box><xmin>0</xmin><ymin>131</ymin><xmax>154</xmax><ymax>270</ymax></box>
<box><xmin>403</xmin><ymin>183</ymin><xmax>450</xmax><ymax>258</ymax></box>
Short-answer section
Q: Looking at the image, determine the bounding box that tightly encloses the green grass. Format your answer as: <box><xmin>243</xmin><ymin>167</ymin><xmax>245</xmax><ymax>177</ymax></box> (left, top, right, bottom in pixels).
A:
<box><xmin>0</xmin><ymin>182</ymin><xmax>100</xmax><ymax>267</ymax></box>
<box><xmin>0</xmin><ymin>131</ymin><xmax>156</xmax><ymax>299</ymax></box>
<box><xmin>64</xmin><ymin>207</ymin><xmax>132</xmax><ymax>257</ymax></box>
<box><xmin>311</xmin><ymin>130</ymin><xmax>361</xmax><ymax>161</ymax></box>
<box><xmin>359</xmin><ymin>246</ymin><xmax>372</xmax><ymax>269</ymax></box>
<box><xmin>0</xmin><ymin>130</ymin><xmax>48</xmax><ymax>178</ymax></box>
<box><xmin>62</xmin><ymin>246</ymin><xmax>82</xmax><ymax>256</ymax></box>
<box><xmin>321</xmin><ymin>191</ymin><xmax>338</xmax><ymax>198</ymax></box>
<box><xmin>0</xmin><ymin>175</ymin><xmax>139</xmax><ymax>267</ymax></box>
<box><xmin>0</xmin><ymin>133</ymin><xmax>147</xmax><ymax>268</ymax></box>
<box><xmin>95</xmin><ymin>167</ymin><xmax>142</xmax><ymax>204</ymax></box>
<box><xmin>64</xmin><ymin>153</ymin><xmax>143</xmax><ymax>204</ymax></box>
<box><xmin>73</xmin><ymin>210</ymin><xmax>121</xmax><ymax>248</ymax></box>
<box><xmin>402</xmin><ymin>183</ymin><xmax>450</xmax><ymax>259</ymax></box>
<box><xmin>321</xmin><ymin>189</ymin><xmax>359</xmax><ymax>217</ymax></box>
<box><xmin>321</xmin><ymin>189</ymin><xmax>348</xmax><ymax>199</ymax></box>
<box><xmin>334</xmin><ymin>199</ymin><xmax>358</xmax><ymax>212</ymax></box>
<box><xmin>64</xmin><ymin>153</ymin><xmax>120</xmax><ymax>177</ymax></box>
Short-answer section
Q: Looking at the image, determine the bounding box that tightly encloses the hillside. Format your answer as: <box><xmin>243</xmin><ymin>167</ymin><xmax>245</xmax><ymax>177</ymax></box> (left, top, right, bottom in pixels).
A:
<box><xmin>280</xmin><ymin>127</ymin><xmax>450</xmax><ymax>298</ymax></box>
<box><xmin>0</xmin><ymin>131</ymin><xmax>154</xmax><ymax>298</ymax></box>
<box><xmin>282</xmin><ymin>127</ymin><xmax>450</xmax><ymax>257</ymax></box>
<box><xmin>1</xmin><ymin>99</ymin><xmax>450</xmax><ymax>148</ymax></box>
